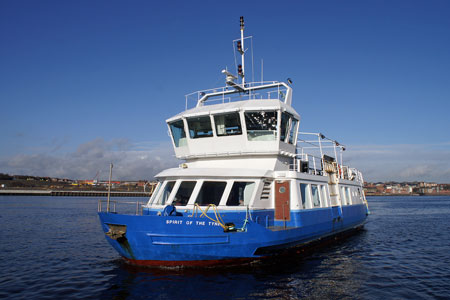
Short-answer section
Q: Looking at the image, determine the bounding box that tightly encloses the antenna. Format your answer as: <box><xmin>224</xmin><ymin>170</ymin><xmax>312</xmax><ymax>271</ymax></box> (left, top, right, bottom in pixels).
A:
<box><xmin>261</xmin><ymin>59</ymin><xmax>264</xmax><ymax>83</ymax></box>
<box><xmin>224</xmin><ymin>17</ymin><xmax>247</xmax><ymax>92</ymax></box>
<box><xmin>239</xmin><ymin>16</ymin><xmax>245</xmax><ymax>85</ymax></box>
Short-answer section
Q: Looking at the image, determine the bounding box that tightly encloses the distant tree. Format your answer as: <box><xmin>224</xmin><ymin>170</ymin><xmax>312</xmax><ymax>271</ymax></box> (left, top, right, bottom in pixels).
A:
<box><xmin>0</xmin><ymin>173</ymin><xmax>13</xmax><ymax>180</ymax></box>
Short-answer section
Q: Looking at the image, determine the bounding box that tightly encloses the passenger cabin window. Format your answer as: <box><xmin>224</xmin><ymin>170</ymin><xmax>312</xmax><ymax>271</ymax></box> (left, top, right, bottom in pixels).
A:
<box><xmin>345</xmin><ymin>187</ymin><xmax>352</xmax><ymax>205</ymax></box>
<box><xmin>187</xmin><ymin>116</ymin><xmax>213</xmax><ymax>138</ymax></box>
<box><xmin>195</xmin><ymin>181</ymin><xmax>226</xmax><ymax>206</ymax></box>
<box><xmin>214</xmin><ymin>113</ymin><xmax>242</xmax><ymax>136</ymax></box>
<box><xmin>357</xmin><ymin>188</ymin><xmax>363</xmax><ymax>204</ymax></box>
<box><xmin>340</xmin><ymin>186</ymin><xmax>350</xmax><ymax>205</ymax></box>
<box><xmin>154</xmin><ymin>181</ymin><xmax>175</xmax><ymax>205</ymax></box>
<box><xmin>168</xmin><ymin>120</ymin><xmax>187</xmax><ymax>147</ymax></box>
<box><xmin>148</xmin><ymin>181</ymin><xmax>162</xmax><ymax>204</ymax></box>
<box><xmin>172</xmin><ymin>181</ymin><xmax>196</xmax><ymax>206</ymax></box>
<box><xmin>226</xmin><ymin>182</ymin><xmax>255</xmax><ymax>206</ymax></box>
<box><xmin>300</xmin><ymin>183</ymin><xmax>310</xmax><ymax>209</ymax></box>
<box><xmin>321</xmin><ymin>185</ymin><xmax>328</xmax><ymax>207</ymax></box>
<box><xmin>245</xmin><ymin>111</ymin><xmax>277</xmax><ymax>141</ymax></box>
<box><xmin>311</xmin><ymin>185</ymin><xmax>321</xmax><ymax>207</ymax></box>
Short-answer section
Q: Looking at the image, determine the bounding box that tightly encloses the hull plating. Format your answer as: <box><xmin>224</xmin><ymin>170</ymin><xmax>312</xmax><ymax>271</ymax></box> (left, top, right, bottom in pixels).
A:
<box><xmin>98</xmin><ymin>204</ymin><xmax>368</xmax><ymax>266</ymax></box>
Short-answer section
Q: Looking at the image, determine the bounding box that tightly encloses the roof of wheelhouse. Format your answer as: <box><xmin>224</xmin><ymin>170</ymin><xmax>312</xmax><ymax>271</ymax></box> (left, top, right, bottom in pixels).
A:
<box><xmin>166</xmin><ymin>98</ymin><xmax>300</xmax><ymax>123</ymax></box>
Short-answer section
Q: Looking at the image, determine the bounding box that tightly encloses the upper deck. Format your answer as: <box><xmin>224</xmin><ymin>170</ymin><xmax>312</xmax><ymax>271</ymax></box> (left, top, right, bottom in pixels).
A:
<box><xmin>166</xmin><ymin>81</ymin><xmax>300</xmax><ymax>170</ymax></box>
<box><xmin>161</xmin><ymin>16</ymin><xmax>363</xmax><ymax>184</ymax></box>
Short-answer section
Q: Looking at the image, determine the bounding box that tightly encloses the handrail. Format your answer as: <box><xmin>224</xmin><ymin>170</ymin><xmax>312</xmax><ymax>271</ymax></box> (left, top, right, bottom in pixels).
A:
<box><xmin>294</xmin><ymin>131</ymin><xmax>363</xmax><ymax>183</ymax></box>
<box><xmin>98</xmin><ymin>199</ymin><xmax>143</xmax><ymax>215</ymax></box>
<box><xmin>183</xmin><ymin>81</ymin><xmax>291</xmax><ymax>109</ymax></box>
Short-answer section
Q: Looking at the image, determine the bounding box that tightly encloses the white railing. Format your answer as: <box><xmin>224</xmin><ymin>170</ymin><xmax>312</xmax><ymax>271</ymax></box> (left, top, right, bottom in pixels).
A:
<box><xmin>184</xmin><ymin>81</ymin><xmax>289</xmax><ymax>110</ymax></box>
<box><xmin>98</xmin><ymin>199</ymin><xmax>144</xmax><ymax>215</ymax></box>
<box><xmin>291</xmin><ymin>132</ymin><xmax>363</xmax><ymax>183</ymax></box>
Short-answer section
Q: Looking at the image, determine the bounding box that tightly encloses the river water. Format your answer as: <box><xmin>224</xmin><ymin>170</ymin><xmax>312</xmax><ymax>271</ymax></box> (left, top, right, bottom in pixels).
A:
<box><xmin>0</xmin><ymin>195</ymin><xmax>449</xmax><ymax>299</ymax></box>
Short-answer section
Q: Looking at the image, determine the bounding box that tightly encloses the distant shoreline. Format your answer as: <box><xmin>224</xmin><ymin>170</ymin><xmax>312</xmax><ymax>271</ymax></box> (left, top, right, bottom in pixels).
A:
<box><xmin>366</xmin><ymin>193</ymin><xmax>450</xmax><ymax>197</ymax></box>
<box><xmin>0</xmin><ymin>189</ymin><xmax>150</xmax><ymax>197</ymax></box>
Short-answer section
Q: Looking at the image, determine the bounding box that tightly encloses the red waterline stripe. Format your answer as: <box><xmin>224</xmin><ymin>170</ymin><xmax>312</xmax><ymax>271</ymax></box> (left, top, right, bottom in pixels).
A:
<box><xmin>123</xmin><ymin>225</ymin><xmax>366</xmax><ymax>268</ymax></box>
<box><xmin>124</xmin><ymin>256</ymin><xmax>259</xmax><ymax>267</ymax></box>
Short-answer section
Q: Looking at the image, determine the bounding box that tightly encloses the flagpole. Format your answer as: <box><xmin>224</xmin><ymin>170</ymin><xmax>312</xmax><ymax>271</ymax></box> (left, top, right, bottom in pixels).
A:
<box><xmin>106</xmin><ymin>163</ymin><xmax>113</xmax><ymax>213</ymax></box>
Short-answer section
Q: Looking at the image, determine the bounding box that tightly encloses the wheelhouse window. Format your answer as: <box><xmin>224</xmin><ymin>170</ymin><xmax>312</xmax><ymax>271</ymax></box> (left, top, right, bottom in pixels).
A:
<box><xmin>280</xmin><ymin>112</ymin><xmax>298</xmax><ymax>144</ymax></box>
<box><xmin>214</xmin><ymin>113</ymin><xmax>242</xmax><ymax>136</ymax></box>
<box><xmin>187</xmin><ymin>116</ymin><xmax>213</xmax><ymax>138</ymax></box>
<box><xmin>226</xmin><ymin>182</ymin><xmax>255</xmax><ymax>206</ymax></box>
<box><xmin>195</xmin><ymin>181</ymin><xmax>226</xmax><ymax>206</ymax></box>
<box><xmin>168</xmin><ymin>120</ymin><xmax>187</xmax><ymax>147</ymax></box>
<box><xmin>154</xmin><ymin>181</ymin><xmax>175</xmax><ymax>205</ymax></box>
<box><xmin>288</xmin><ymin>118</ymin><xmax>298</xmax><ymax>144</ymax></box>
<box><xmin>172</xmin><ymin>181</ymin><xmax>196</xmax><ymax>206</ymax></box>
<box><xmin>280</xmin><ymin>112</ymin><xmax>290</xmax><ymax>142</ymax></box>
<box><xmin>245</xmin><ymin>111</ymin><xmax>277</xmax><ymax>141</ymax></box>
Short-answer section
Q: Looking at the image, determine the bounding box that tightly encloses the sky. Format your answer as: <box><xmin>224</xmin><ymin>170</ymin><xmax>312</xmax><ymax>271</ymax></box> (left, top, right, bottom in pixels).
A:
<box><xmin>1</xmin><ymin>0</ymin><xmax>450</xmax><ymax>182</ymax></box>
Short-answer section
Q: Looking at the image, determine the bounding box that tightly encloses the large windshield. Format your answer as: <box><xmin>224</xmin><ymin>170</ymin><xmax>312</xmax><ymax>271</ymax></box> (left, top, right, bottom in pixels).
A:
<box><xmin>244</xmin><ymin>111</ymin><xmax>277</xmax><ymax>141</ymax></box>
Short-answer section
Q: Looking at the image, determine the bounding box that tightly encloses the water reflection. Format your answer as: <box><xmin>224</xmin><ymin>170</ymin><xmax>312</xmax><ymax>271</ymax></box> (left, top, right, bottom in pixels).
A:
<box><xmin>99</xmin><ymin>230</ymin><xmax>368</xmax><ymax>300</ymax></box>
<box><xmin>2</xmin><ymin>196</ymin><xmax>449</xmax><ymax>299</ymax></box>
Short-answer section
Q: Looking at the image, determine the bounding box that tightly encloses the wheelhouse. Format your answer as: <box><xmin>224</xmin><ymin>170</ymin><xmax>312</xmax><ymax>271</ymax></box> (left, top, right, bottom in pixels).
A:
<box><xmin>168</xmin><ymin>108</ymin><xmax>299</xmax><ymax>147</ymax></box>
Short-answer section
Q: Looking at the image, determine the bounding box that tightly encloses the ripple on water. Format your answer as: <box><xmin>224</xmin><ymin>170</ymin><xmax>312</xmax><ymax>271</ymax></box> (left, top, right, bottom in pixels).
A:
<box><xmin>1</xmin><ymin>196</ymin><xmax>450</xmax><ymax>299</ymax></box>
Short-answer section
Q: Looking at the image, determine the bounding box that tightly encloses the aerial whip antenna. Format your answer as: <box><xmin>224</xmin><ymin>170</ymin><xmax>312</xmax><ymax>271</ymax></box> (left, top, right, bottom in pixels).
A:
<box><xmin>238</xmin><ymin>16</ymin><xmax>245</xmax><ymax>85</ymax></box>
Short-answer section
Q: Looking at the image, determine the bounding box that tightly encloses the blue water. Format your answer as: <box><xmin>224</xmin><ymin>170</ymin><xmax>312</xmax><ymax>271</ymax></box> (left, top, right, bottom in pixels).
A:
<box><xmin>0</xmin><ymin>196</ymin><xmax>449</xmax><ymax>299</ymax></box>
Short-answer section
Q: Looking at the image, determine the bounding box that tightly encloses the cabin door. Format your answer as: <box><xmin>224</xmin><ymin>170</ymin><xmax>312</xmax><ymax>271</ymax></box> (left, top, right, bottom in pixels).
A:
<box><xmin>275</xmin><ymin>180</ymin><xmax>290</xmax><ymax>221</ymax></box>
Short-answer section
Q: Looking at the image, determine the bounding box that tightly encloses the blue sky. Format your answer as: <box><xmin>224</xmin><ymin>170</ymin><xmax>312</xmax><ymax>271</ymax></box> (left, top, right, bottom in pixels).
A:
<box><xmin>1</xmin><ymin>0</ymin><xmax>450</xmax><ymax>182</ymax></box>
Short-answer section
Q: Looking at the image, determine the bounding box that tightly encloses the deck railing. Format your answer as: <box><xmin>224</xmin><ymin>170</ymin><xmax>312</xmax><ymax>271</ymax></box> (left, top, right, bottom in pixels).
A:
<box><xmin>98</xmin><ymin>199</ymin><xmax>144</xmax><ymax>215</ymax></box>
<box><xmin>184</xmin><ymin>81</ymin><xmax>288</xmax><ymax>109</ymax></box>
<box><xmin>291</xmin><ymin>132</ymin><xmax>364</xmax><ymax>183</ymax></box>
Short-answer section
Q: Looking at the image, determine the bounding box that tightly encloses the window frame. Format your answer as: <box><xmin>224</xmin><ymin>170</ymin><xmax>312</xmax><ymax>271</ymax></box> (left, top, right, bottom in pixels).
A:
<box><xmin>193</xmin><ymin>180</ymin><xmax>228</xmax><ymax>206</ymax></box>
<box><xmin>152</xmin><ymin>180</ymin><xmax>177</xmax><ymax>205</ymax></box>
<box><xmin>244</xmin><ymin>110</ymin><xmax>278</xmax><ymax>141</ymax></box>
<box><xmin>225</xmin><ymin>181</ymin><xmax>256</xmax><ymax>207</ymax></box>
<box><xmin>170</xmin><ymin>180</ymin><xmax>197</xmax><ymax>206</ymax></box>
<box><xmin>311</xmin><ymin>184</ymin><xmax>321</xmax><ymax>207</ymax></box>
<box><xmin>345</xmin><ymin>187</ymin><xmax>352</xmax><ymax>205</ymax></box>
<box><xmin>168</xmin><ymin>119</ymin><xmax>187</xmax><ymax>147</ymax></box>
<box><xmin>213</xmin><ymin>112</ymin><xmax>243</xmax><ymax>137</ymax></box>
<box><xmin>186</xmin><ymin>115</ymin><xmax>214</xmax><ymax>139</ymax></box>
<box><xmin>320</xmin><ymin>185</ymin><xmax>329</xmax><ymax>207</ymax></box>
<box><xmin>299</xmin><ymin>183</ymin><xmax>311</xmax><ymax>209</ymax></box>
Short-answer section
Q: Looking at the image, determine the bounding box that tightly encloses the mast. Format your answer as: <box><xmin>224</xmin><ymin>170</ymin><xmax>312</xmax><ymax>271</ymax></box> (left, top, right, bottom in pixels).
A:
<box><xmin>238</xmin><ymin>16</ymin><xmax>245</xmax><ymax>85</ymax></box>
<box><xmin>106</xmin><ymin>163</ymin><xmax>113</xmax><ymax>213</ymax></box>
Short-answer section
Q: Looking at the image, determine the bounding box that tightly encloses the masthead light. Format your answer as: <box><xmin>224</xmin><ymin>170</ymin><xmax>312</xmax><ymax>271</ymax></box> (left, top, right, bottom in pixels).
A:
<box><xmin>238</xmin><ymin>64</ymin><xmax>243</xmax><ymax>76</ymax></box>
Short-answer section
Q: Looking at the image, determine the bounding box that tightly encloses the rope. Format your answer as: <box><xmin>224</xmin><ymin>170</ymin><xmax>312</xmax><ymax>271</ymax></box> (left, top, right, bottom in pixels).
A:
<box><xmin>190</xmin><ymin>204</ymin><xmax>227</xmax><ymax>230</ymax></box>
<box><xmin>189</xmin><ymin>204</ymin><xmax>249</xmax><ymax>232</ymax></box>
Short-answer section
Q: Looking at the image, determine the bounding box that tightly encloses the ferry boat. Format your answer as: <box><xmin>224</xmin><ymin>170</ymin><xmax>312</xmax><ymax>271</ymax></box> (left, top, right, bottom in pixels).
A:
<box><xmin>98</xmin><ymin>17</ymin><xmax>369</xmax><ymax>267</ymax></box>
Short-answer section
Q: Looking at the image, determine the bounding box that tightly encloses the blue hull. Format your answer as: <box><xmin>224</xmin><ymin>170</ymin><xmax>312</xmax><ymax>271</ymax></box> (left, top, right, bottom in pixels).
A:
<box><xmin>98</xmin><ymin>204</ymin><xmax>368</xmax><ymax>267</ymax></box>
